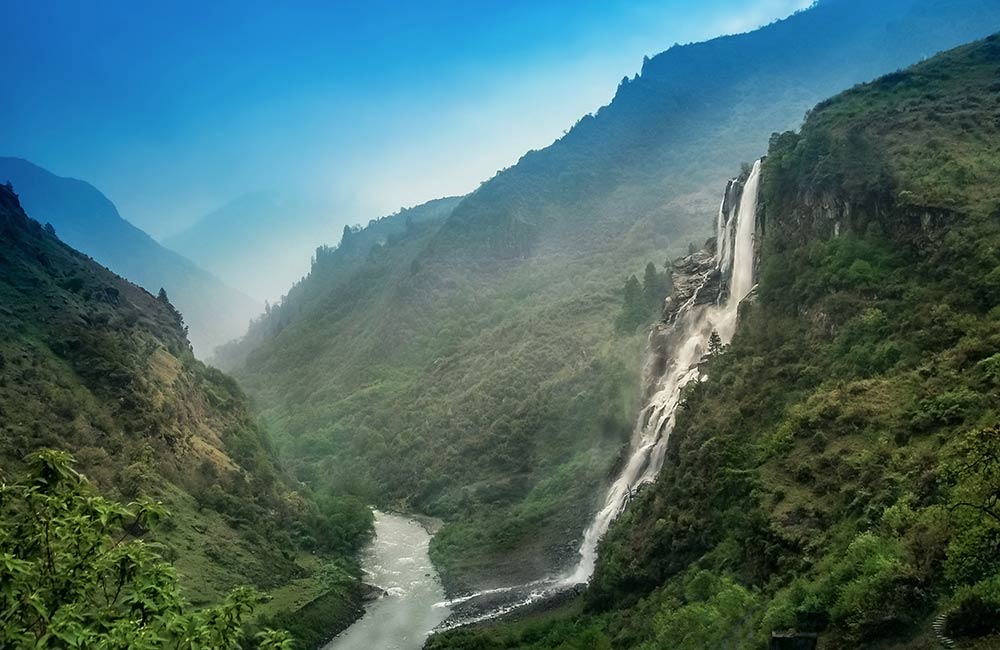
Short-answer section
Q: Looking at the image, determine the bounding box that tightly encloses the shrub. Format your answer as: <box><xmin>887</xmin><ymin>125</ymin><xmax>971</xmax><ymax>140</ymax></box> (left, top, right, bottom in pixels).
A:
<box><xmin>945</xmin><ymin>574</ymin><xmax>1000</xmax><ymax>638</ymax></box>
<box><xmin>0</xmin><ymin>449</ymin><xmax>292</xmax><ymax>649</ymax></box>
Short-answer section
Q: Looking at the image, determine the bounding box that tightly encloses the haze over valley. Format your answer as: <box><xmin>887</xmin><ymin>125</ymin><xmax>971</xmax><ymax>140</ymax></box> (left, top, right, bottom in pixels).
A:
<box><xmin>2</xmin><ymin>2</ymin><xmax>1000</xmax><ymax>649</ymax></box>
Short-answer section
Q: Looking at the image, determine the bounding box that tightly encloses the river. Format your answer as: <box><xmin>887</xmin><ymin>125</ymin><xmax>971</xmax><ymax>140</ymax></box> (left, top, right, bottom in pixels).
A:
<box><xmin>324</xmin><ymin>511</ymin><xmax>450</xmax><ymax>650</ymax></box>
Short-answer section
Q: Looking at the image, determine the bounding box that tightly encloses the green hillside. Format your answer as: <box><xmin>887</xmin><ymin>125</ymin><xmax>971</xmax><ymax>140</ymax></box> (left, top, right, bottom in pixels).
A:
<box><xmin>429</xmin><ymin>34</ymin><xmax>1000</xmax><ymax>650</ymax></box>
<box><xmin>220</xmin><ymin>0</ymin><xmax>1000</xmax><ymax>592</ymax></box>
<box><xmin>0</xmin><ymin>184</ymin><xmax>371</xmax><ymax>647</ymax></box>
<box><xmin>0</xmin><ymin>157</ymin><xmax>262</xmax><ymax>356</ymax></box>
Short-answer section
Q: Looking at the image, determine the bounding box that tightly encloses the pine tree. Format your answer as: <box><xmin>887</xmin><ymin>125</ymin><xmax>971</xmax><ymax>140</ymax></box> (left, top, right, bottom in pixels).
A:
<box><xmin>156</xmin><ymin>288</ymin><xmax>187</xmax><ymax>332</ymax></box>
<box><xmin>707</xmin><ymin>329</ymin><xmax>723</xmax><ymax>357</ymax></box>
<box><xmin>642</xmin><ymin>262</ymin><xmax>664</xmax><ymax>313</ymax></box>
<box><xmin>617</xmin><ymin>275</ymin><xmax>646</xmax><ymax>332</ymax></box>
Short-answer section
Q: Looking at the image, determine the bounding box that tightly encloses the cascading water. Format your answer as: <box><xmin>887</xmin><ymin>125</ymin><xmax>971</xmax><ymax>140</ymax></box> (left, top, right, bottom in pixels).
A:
<box><xmin>564</xmin><ymin>158</ymin><xmax>763</xmax><ymax>585</ymax></box>
<box><xmin>435</xmin><ymin>159</ymin><xmax>764</xmax><ymax>628</ymax></box>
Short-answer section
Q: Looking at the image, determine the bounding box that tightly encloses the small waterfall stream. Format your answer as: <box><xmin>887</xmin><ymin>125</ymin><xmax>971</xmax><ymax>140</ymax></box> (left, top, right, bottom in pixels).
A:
<box><xmin>435</xmin><ymin>158</ymin><xmax>765</xmax><ymax>629</ymax></box>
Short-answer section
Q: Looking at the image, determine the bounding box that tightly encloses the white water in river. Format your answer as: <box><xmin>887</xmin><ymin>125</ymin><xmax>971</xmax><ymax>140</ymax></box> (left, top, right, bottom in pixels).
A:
<box><xmin>564</xmin><ymin>158</ymin><xmax>763</xmax><ymax>585</ymax></box>
<box><xmin>325</xmin><ymin>512</ymin><xmax>449</xmax><ymax>650</ymax></box>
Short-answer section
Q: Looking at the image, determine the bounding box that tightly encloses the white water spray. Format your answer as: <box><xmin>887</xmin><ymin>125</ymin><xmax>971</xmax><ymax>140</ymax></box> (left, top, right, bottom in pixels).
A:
<box><xmin>564</xmin><ymin>158</ymin><xmax>763</xmax><ymax>585</ymax></box>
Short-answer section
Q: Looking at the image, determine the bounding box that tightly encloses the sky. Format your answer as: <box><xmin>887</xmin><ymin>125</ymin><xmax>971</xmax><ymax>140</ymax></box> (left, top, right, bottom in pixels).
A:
<box><xmin>0</xmin><ymin>0</ymin><xmax>813</xmax><ymax>240</ymax></box>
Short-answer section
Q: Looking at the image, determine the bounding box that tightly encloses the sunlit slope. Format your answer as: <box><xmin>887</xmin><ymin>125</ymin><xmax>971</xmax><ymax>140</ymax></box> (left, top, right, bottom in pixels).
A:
<box><xmin>0</xmin><ymin>183</ymin><xmax>371</xmax><ymax>635</ymax></box>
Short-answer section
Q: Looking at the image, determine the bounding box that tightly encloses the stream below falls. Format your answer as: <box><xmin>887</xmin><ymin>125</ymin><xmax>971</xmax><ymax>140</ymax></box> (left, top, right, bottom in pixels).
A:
<box><xmin>324</xmin><ymin>511</ymin><xmax>450</xmax><ymax>650</ymax></box>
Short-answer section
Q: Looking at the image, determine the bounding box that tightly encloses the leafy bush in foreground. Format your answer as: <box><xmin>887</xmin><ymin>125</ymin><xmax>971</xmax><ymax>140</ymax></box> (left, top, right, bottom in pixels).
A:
<box><xmin>0</xmin><ymin>449</ymin><xmax>291</xmax><ymax>650</ymax></box>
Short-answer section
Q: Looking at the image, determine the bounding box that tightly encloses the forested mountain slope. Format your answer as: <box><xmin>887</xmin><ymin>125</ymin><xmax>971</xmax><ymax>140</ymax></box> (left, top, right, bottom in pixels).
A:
<box><xmin>0</xmin><ymin>184</ymin><xmax>371</xmax><ymax>646</ymax></box>
<box><xmin>430</xmin><ymin>33</ymin><xmax>1000</xmax><ymax>650</ymax></box>
<box><xmin>0</xmin><ymin>157</ymin><xmax>261</xmax><ymax>355</ymax></box>
<box><xmin>212</xmin><ymin>195</ymin><xmax>462</xmax><ymax>370</ymax></box>
<box><xmin>222</xmin><ymin>0</ymin><xmax>1000</xmax><ymax>592</ymax></box>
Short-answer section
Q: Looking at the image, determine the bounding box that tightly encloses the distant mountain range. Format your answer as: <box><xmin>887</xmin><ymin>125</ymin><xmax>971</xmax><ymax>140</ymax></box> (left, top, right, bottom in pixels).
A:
<box><xmin>217</xmin><ymin>0</ymin><xmax>1000</xmax><ymax>595</ymax></box>
<box><xmin>0</xmin><ymin>157</ymin><xmax>260</xmax><ymax>355</ymax></box>
<box><xmin>163</xmin><ymin>191</ymin><xmax>340</xmax><ymax>302</ymax></box>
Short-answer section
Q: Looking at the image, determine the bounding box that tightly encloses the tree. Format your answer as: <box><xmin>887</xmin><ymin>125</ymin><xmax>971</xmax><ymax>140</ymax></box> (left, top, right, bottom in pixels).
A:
<box><xmin>616</xmin><ymin>274</ymin><xmax>647</xmax><ymax>332</ymax></box>
<box><xmin>707</xmin><ymin>330</ymin><xmax>723</xmax><ymax>357</ymax></box>
<box><xmin>642</xmin><ymin>262</ymin><xmax>667</xmax><ymax>314</ymax></box>
<box><xmin>951</xmin><ymin>424</ymin><xmax>1000</xmax><ymax>524</ymax></box>
<box><xmin>0</xmin><ymin>449</ymin><xmax>292</xmax><ymax>649</ymax></box>
<box><xmin>43</xmin><ymin>222</ymin><xmax>56</xmax><ymax>237</ymax></box>
<box><xmin>155</xmin><ymin>288</ymin><xmax>187</xmax><ymax>333</ymax></box>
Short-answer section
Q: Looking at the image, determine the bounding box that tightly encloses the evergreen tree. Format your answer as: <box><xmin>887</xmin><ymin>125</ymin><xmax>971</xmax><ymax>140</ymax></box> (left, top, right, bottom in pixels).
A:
<box><xmin>707</xmin><ymin>329</ymin><xmax>723</xmax><ymax>357</ymax></box>
<box><xmin>642</xmin><ymin>261</ymin><xmax>666</xmax><ymax>313</ymax></box>
<box><xmin>156</xmin><ymin>288</ymin><xmax>187</xmax><ymax>333</ymax></box>
<box><xmin>617</xmin><ymin>275</ymin><xmax>647</xmax><ymax>332</ymax></box>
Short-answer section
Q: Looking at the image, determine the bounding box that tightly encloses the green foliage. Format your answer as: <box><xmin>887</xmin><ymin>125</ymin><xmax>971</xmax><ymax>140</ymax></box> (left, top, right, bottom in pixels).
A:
<box><xmin>616</xmin><ymin>274</ymin><xmax>646</xmax><ymax>332</ymax></box>
<box><xmin>643</xmin><ymin>572</ymin><xmax>760</xmax><ymax>650</ymax></box>
<box><xmin>617</xmin><ymin>262</ymin><xmax>671</xmax><ymax>332</ymax></box>
<box><xmin>0</xmin><ymin>449</ymin><xmax>291</xmax><ymax>649</ymax></box>
<box><xmin>223</xmin><ymin>202</ymin><xmax>648</xmax><ymax>588</ymax></box>
<box><xmin>707</xmin><ymin>330</ymin><xmax>723</xmax><ymax>357</ymax></box>
<box><xmin>432</xmin><ymin>34</ymin><xmax>1000</xmax><ymax>650</ymax></box>
<box><xmin>946</xmin><ymin>574</ymin><xmax>1000</xmax><ymax>638</ymax></box>
<box><xmin>0</xmin><ymin>185</ymin><xmax>372</xmax><ymax>646</ymax></box>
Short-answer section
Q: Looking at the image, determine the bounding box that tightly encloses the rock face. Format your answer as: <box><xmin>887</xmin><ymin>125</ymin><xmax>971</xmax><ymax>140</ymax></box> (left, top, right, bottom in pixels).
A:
<box><xmin>662</xmin><ymin>249</ymin><xmax>723</xmax><ymax>324</ymax></box>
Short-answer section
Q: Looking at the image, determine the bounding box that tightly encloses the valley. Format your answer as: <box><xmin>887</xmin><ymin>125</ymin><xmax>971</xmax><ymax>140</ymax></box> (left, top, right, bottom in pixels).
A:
<box><xmin>2</xmin><ymin>1</ymin><xmax>1000</xmax><ymax>649</ymax></box>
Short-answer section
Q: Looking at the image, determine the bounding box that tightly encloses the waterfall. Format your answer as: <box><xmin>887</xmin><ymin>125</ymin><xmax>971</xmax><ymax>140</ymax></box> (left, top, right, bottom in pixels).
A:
<box><xmin>563</xmin><ymin>158</ymin><xmax>763</xmax><ymax>586</ymax></box>
<box><xmin>435</xmin><ymin>160</ymin><xmax>764</xmax><ymax>629</ymax></box>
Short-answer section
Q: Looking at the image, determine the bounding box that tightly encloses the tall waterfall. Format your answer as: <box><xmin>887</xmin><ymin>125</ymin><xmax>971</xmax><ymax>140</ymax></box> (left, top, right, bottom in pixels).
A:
<box><xmin>436</xmin><ymin>160</ymin><xmax>764</xmax><ymax>629</ymax></box>
<box><xmin>564</xmin><ymin>158</ymin><xmax>763</xmax><ymax>585</ymax></box>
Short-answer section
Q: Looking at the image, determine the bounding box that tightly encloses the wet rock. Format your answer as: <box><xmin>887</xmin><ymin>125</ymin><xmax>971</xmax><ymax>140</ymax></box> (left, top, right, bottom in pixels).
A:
<box><xmin>360</xmin><ymin>583</ymin><xmax>386</xmax><ymax>602</ymax></box>
<box><xmin>663</xmin><ymin>249</ymin><xmax>723</xmax><ymax>323</ymax></box>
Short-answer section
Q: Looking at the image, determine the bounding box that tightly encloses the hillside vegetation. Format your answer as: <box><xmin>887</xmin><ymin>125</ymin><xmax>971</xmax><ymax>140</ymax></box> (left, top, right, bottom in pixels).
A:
<box><xmin>220</xmin><ymin>0</ymin><xmax>1000</xmax><ymax>592</ymax></box>
<box><xmin>428</xmin><ymin>34</ymin><xmax>1000</xmax><ymax>650</ymax></box>
<box><xmin>0</xmin><ymin>157</ymin><xmax>261</xmax><ymax>355</ymax></box>
<box><xmin>0</xmin><ymin>184</ymin><xmax>371</xmax><ymax>648</ymax></box>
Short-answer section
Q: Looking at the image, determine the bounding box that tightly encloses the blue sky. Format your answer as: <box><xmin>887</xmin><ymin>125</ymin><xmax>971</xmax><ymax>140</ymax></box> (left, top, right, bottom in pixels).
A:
<box><xmin>0</xmin><ymin>0</ymin><xmax>812</xmax><ymax>238</ymax></box>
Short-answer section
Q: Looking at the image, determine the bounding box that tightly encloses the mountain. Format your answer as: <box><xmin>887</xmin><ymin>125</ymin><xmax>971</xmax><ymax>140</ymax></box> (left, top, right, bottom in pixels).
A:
<box><xmin>211</xmin><ymin>195</ymin><xmax>463</xmax><ymax>369</ymax></box>
<box><xmin>0</xmin><ymin>158</ymin><xmax>261</xmax><ymax>355</ymax></box>
<box><xmin>218</xmin><ymin>0</ymin><xmax>1000</xmax><ymax>595</ymax></box>
<box><xmin>0</xmin><ymin>183</ymin><xmax>372</xmax><ymax>645</ymax></box>
<box><xmin>163</xmin><ymin>192</ymin><xmax>340</xmax><ymax>302</ymax></box>
<box><xmin>429</xmin><ymin>33</ymin><xmax>1000</xmax><ymax>650</ymax></box>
